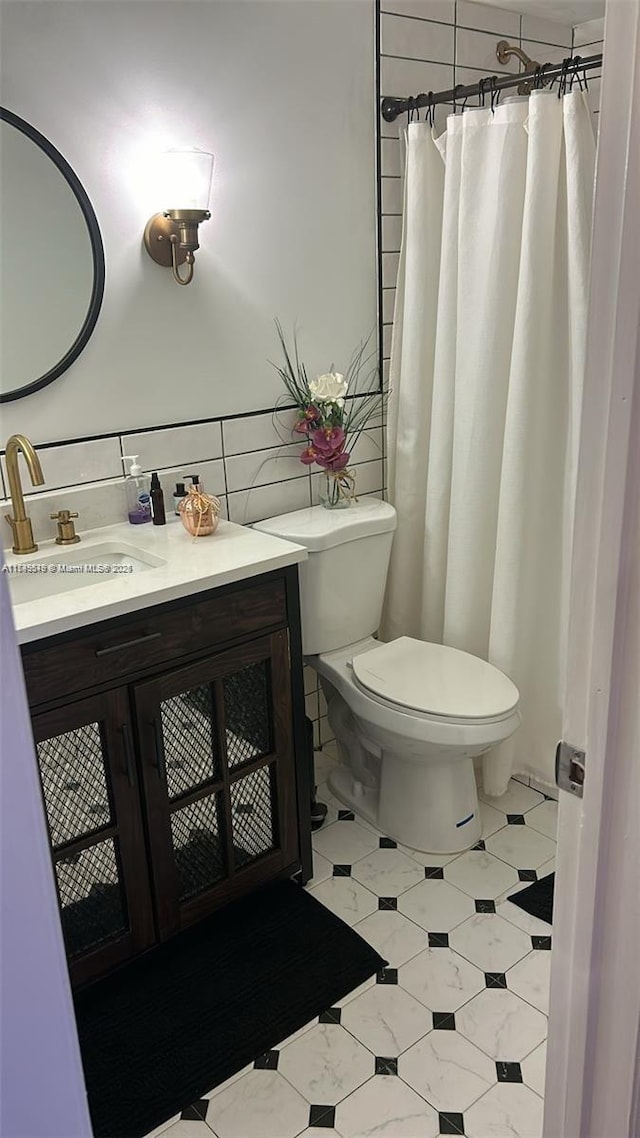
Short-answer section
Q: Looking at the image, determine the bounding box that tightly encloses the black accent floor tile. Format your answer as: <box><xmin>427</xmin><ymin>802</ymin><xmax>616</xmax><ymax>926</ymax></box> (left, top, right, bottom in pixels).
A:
<box><xmin>432</xmin><ymin>1011</ymin><xmax>456</xmax><ymax>1031</ymax></box>
<box><xmin>532</xmin><ymin>935</ymin><xmax>552</xmax><ymax>950</ymax></box>
<box><xmin>309</xmin><ymin>1104</ymin><xmax>337</xmax><ymax>1128</ymax></box>
<box><xmin>439</xmin><ymin>1110</ymin><xmax>465</xmax><ymax>1134</ymax></box>
<box><xmin>507</xmin><ymin>814</ymin><xmax>526</xmax><ymax>825</ymax></box>
<box><xmin>428</xmin><ymin>932</ymin><xmax>450</xmax><ymax>948</ymax></box>
<box><xmin>424</xmin><ymin>866</ymin><xmax>445</xmax><ymax>879</ymax></box>
<box><xmin>496</xmin><ymin>1061</ymin><xmax>523</xmax><ymax>1083</ymax></box>
<box><xmin>378</xmin><ymin>896</ymin><xmax>398</xmax><ymax>910</ymax></box>
<box><xmin>375</xmin><ymin>1056</ymin><xmax>398</xmax><ymax>1075</ymax></box>
<box><xmin>253</xmin><ymin>1049</ymin><xmax>279</xmax><ymax>1070</ymax></box>
<box><xmin>338</xmin><ymin>810</ymin><xmax>355</xmax><ymax>821</ymax></box>
<box><xmin>475</xmin><ymin>899</ymin><xmax>496</xmax><ymax>914</ymax></box>
<box><xmin>376</xmin><ymin>967</ymin><xmax>398</xmax><ymax>985</ymax></box>
<box><xmin>180</xmin><ymin>1101</ymin><xmax>208</xmax><ymax>1121</ymax></box>
<box><xmin>379</xmin><ymin>836</ymin><xmax>397</xmax><ymax>848</ymax></box>
<box><xmin>485</xmin><ymin>972</ymin><xmax>507</xmax><ymax>988</ymax></box>
<box><xmin>472</xmin><ymin>840</ymin><xmax>486</xmax><ymax>851</ymax></box>
<box><xmin>518</xmin><ymin>869</ymin><xmax>538</xmax><ymax>882</ymax></box>
<box><xmin>319</xmin><ymin>1007</ymin><xmax>341</xmax><ymax>1024</ymax></box>
<box><xmin>332</xmin><ymin>864</ymin><xmax>352</xmax><ymax>877</ymax></box>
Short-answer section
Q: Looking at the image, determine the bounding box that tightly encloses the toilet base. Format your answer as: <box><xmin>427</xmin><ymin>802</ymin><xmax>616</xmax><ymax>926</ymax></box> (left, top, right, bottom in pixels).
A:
<box><xmin>328</xmin><ymin>757</ymin><xmax>482</xmax><ymax>855</ymax></box>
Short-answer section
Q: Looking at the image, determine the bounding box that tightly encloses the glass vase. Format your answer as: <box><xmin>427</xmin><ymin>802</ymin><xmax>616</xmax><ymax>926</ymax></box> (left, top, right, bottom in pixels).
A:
<box><xmin>319</xmin><ymin>469</ymin><xmax>357</xmax><ymax>510</ymax></box>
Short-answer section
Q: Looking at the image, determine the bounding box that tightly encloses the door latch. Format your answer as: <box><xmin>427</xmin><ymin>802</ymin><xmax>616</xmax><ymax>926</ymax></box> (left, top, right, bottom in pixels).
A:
<box><xmin>556</xmin><ymin>740</ymin><xmax>586</xmax><ymax>798</ymax></box>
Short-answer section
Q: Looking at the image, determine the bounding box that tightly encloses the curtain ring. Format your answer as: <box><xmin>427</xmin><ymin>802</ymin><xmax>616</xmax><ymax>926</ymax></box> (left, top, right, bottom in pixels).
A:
<box><xmin>452</xmin><ymin>84</ymin><xmax>463</xmax><ymax>114</ymax></box>
<box><xmin>559</xmin><ymin>57</ymin><xmax>571</xmax><ymax>98</ymax></box>
<box><xmin>571</xmin><ymin>57</ymin><xmax>585</xmax><ymax>91</ymax></box>
<box><xmin>490</xmin><ymin>74</ymin><xmax>500</xmax><ymax>113</ymax></box>
<box><xmin>478</xmin><ymin>76</ymin><xmax>486</xmax><ymax>107</ymax></box>
<box><xmin>533</xmin><ymin>65</ymin><xmax>544</xmax><ymax>90</ymax></box>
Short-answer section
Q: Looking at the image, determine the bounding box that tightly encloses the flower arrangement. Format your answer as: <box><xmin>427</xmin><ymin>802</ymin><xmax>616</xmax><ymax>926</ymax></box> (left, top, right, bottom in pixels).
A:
<box><xmin>271</xmin><ymin>320</ymin><xmax>385</xmax><ymax>507</ymax></box>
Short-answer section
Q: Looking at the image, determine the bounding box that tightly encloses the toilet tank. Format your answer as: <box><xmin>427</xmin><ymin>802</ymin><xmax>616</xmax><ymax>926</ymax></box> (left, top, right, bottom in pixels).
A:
<box><xmin>254</xmin><ymin>500</ymin><xmax>397</xmax><ymax>655</ymax></box>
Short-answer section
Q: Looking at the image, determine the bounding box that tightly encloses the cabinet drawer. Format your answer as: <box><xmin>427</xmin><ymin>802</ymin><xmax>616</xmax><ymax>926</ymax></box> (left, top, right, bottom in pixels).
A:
<box><xmin>22</xmin><ymin>577</ymin><xmax>287</xmax><ymax>707</ymax></box>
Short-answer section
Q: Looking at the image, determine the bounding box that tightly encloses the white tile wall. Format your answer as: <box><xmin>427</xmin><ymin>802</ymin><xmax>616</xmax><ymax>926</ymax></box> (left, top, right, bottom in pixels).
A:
<box><xmin>121</xmin><ymin>422</ymin><xmax>223</xmax><ymax>472</ymax></box>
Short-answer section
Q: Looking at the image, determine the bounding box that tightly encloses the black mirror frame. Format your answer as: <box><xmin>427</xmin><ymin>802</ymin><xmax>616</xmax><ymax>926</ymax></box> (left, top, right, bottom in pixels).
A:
<box><xmin>0</xmin><ymin>107</ymin><xmax>106</xmax><ymax>403</ymax></box>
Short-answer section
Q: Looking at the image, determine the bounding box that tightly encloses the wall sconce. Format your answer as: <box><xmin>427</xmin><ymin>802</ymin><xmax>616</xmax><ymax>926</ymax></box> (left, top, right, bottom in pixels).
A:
<box><xmin>143</xmin><ymin>148</ymin><xmax>214</xmax><ymax>286</ymax></box>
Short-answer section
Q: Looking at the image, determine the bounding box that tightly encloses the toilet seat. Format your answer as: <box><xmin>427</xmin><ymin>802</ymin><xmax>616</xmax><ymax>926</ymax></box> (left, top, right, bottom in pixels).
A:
<box><xmin>351</xmin><ymin>636</ymin><xmax>519</xmax><ymax>721</ymax></box>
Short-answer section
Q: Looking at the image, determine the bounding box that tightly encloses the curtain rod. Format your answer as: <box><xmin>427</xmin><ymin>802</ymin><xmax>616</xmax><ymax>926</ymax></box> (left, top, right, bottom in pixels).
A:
<box><xmin>380</xmin><ymin>53</ymin><xmax>603</xmax><ymax>122</ymax></box>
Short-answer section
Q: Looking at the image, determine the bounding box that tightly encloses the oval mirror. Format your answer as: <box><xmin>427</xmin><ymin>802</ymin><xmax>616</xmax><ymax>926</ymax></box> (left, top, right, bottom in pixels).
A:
<box><xmin>0</xmin><ymin>108</ymin><xmax>105</xmax><ymax>403</ymax></box>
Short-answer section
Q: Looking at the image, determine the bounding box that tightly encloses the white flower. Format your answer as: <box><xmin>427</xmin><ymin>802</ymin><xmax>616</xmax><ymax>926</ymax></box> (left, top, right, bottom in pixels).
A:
<box><xmin>309</xmin><ymin>372</ymin><xmax>348</xmax><ymax>405</ymax></box>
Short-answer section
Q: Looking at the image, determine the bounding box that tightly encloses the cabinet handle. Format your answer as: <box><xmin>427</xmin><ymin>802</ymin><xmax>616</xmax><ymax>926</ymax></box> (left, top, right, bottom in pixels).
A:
<box><xmin>94</xmin><ymin>632</ymin><xmax>162</xmax><ymax>657</ymax></box>
<box><xmin>121</xmin><ymin>723</ymin><xmax>135</xmax><ymax>787</ymax></box>
<box><xmin>152</xmin><ymin>718</ymin><xmax>167</xmax><ymax>782</ymax></box>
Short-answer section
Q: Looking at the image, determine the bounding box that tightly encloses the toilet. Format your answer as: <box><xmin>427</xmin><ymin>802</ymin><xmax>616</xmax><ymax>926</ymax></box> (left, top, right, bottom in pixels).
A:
<box><xmin>254</xmin><ymin>500</ymin><xmax>520</xmax><ymax>853</ymax></box>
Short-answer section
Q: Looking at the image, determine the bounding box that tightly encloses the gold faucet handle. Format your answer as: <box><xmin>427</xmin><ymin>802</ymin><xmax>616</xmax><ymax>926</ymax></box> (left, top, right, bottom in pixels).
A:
<box><xmin>50</xmin><ymin>510</ymin><xmax>80</xmax><ymax>545</ymax></box>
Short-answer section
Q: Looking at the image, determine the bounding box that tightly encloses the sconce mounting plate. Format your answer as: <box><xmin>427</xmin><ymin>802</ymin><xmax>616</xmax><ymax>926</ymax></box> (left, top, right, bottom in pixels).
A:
<box><xmin>143</xmin><ymin>213</ymin><xmax>188</xmax><ymax>269</ymax></box>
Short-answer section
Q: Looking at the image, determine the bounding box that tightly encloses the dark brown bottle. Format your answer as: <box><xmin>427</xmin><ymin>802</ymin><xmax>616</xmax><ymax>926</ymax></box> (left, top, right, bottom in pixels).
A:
<box><xmin>150</xmin><ymin>472</ymin><xmax>166</xmax><ymax>526</ymax></box>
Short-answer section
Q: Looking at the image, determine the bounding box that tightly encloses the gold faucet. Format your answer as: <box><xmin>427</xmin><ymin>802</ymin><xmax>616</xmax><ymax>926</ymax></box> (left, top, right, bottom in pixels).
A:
<box><xmin>4</xmin><ymin>434</ymin><xmax>45</xmax><ymax>554</ymax></box>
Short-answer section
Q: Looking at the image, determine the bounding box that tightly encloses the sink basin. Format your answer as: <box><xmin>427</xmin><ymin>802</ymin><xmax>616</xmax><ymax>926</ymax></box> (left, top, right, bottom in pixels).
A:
<box><xmin>5</xmin><ymin>541</ymin><xmax>166</xmax><ymax>605</ymax></box>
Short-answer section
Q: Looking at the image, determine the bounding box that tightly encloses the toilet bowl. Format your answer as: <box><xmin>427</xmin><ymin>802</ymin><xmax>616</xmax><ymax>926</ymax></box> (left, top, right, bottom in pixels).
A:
<box><xmin>253</xmin><ymin>500</ymin><xmax>521</xmax><ymax>853</ymax></box>
<box><xmin>311</xmin><ymin>636</ymin><xmax>520</xmax><ymax>853</ymax></box>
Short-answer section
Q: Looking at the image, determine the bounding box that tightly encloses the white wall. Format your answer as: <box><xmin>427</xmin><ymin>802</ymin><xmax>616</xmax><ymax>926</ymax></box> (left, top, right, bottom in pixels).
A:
<box><xmin>0</xmin><ymin>0</ymin><xmax>377</xmax><ymax>443</ymax></box>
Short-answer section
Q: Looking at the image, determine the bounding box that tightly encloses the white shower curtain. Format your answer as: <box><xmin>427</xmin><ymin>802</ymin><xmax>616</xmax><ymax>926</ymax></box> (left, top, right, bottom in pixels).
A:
<box><xmin>384</xmin><ymin>91</ymin><xmax>596</xmax><ymax>795</ymax></box>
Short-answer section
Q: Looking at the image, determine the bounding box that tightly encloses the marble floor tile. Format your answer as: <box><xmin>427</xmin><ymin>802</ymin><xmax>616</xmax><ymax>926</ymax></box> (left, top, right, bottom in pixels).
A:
<box><xmin>479</xmin><ymin>779</ymin><xmax>544</xmax><ymax>816</ymax></box>
<box><xmin>350</xmin><ymin>848</ymin><xmax>426</xmax><ymax>896</ymax></box>
<box><xmin>277</xmin><ymin>1022</ymin><xmax>373</xmax><ymax>1103</ymax></box>
<box><xmin>340</xmin><ymin>981</ymin><xmax>432</xmax><ymax>1056</ymax></box>
<box><xmin>479</xmin><ymin>801</ymin><xmax>509</xmax><ymax>838</ymax></box>
<box><xmin>521</xmin><ymin>1041</ymin><xmax>547</xmax><ymax>1097</ymax></box>
<box><xmin>398</xmin><ymin>844</ymin><xmax>461</xmax><ymax>868</ymax></box>
<box><xmin>306</xmin><ymin>876</ymin><xmax>378</xmax><ymax>925</ymax></box>
<box><xmin>204</xmin><ymin>1070</ymin><xmax>309</xmax><ymax>1138</ymax></box>
<box><xmin>507</xmin><ymin>951</ymin><xmax>551</xmax><ymax>1015</ymax></box>
<box><xmin>306</xmin><ymin>850</ymin><xmax>333</xmax><ymax>887</ymax></box>
<box><xmin>444</xmin><ymin>851</ymin><xmax>519</xmax><ymax>900</ymax></box>
<box><xmin>464</xmin><ymin>1081</ymin><xmax>544</xmax><ymax>1138</ymax></box>
<box><xmin>156</xmin><ymin>1122</ymin><xmax>213</xmax><ymax>1138</ymax></box>
<box><xmin>449</xmin><ymin>914</ymin><xmax>532</xmax><ymax>973</ymax></box>
<box><xmin>496</xmin><ymin>896</ymin><xmax>553</xmax><ymax>938</ymax></box>
<box><xmin>335</xmin><ymin>1075</ymin><xmax>439</xmax><ymax>1138</ymax></box>
<box><xmin>525</xmin><ymin>800</ymin><xmax>558</xmax><ymax>840</ymax></box>
<box><xmin>399</xmin><ymin>1029</ymin><xmax>497</xmax><ymax>1112</ymax></box>
<box><xmin>456</xmin><ymin>989</ymin><xmax>547</xmax><ymax>1062</ymax></box>
<box><xmin>485</xmin><ymin>825</ymin><xmax>557</xmax><ymax>871</ymax></box>
<box><xmin>311</xmin><ymin>819</ymin><xmax>379</xmax><ymax>865</ymax></box>
<box><xmin>399</xmin><ymin>946</ymin><xmax>485</xmax><ymax>1012</ymax></box>
<box><xmin>354</xmin><ymin>909</ymin><xmax>427</xmax><ymax>968</ymax></box>
<box><xmin>397</xmin><ymin>879</ymin><xmax>475</xmax><ymax>932</ymax></box>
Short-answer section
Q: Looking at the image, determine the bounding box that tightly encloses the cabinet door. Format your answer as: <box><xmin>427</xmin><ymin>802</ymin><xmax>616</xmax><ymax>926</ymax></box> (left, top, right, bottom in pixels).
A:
<box><xmin>31</xmin><ymin>689</ymin><xmax>155</xmax><ymax>987</ymax></box>
<box><xmin>134</xmin><ymin>630</ymin><xmax>298</xmax><ymax>939</ymax></box>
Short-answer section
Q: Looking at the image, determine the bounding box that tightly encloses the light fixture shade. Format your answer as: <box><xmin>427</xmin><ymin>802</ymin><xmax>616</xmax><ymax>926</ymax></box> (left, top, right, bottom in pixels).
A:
<box><xmin>161</xmin><ymin>148</ymin><xmax>214</xmax><ymax>211</ymax></box>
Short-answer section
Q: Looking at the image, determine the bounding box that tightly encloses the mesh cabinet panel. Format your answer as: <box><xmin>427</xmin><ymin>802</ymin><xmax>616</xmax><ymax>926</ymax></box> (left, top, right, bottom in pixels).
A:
<box><xmin>55</xmin><ymin>837</ymin><xmax>127</xmax><ymax>958</ymax></box>
<box><xmin>223</xmin><ymin>661</ymin><xmax>272</xmax><ymax>769</ymax></box>
<box><xmin>230</xmin><ymin>766</ymin><xmax>276</xmax><ymax>868</ymax></box>
<box><xmin>160</xmin><ymin>685</ymin><xmax>221</xmax><ymax>798</ymax></box>
<box><xmin>36</xmin><ymin>723</ymin><xmax>112</xmax><ymax>847</ymax></box>
<box><xmin>170</xmin><ymin>793</ymin><xmax>227</xmax><ymax>900</ymax></box>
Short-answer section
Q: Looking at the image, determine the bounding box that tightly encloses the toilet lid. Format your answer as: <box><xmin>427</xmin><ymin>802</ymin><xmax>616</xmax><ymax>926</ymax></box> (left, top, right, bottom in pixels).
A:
<box><xmin>352</xmin><ymin>637</ymin><xmax>519</xmax><ymax>719</ymax></box>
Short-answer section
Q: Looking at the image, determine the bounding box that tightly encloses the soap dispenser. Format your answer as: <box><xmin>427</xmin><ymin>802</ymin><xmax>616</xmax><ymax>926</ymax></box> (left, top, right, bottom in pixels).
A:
<box><xmin>122</xmin><ymin>456</ymin><xmax>151</xmax><ymax>525</ymax></box>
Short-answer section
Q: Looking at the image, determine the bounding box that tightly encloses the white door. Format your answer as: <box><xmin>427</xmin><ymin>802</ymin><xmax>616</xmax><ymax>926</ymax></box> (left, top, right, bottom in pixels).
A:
<box><xmin>544</xmin><ymin>2</ymin><xmax>640</xmax><ymax>1136</ymax></box>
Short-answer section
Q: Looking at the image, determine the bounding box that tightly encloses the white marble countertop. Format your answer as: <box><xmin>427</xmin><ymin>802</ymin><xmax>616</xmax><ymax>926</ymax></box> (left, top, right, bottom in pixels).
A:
<box><xmin>4</xmin><ymin>517</ymin><xmax>306</xmax><ymax>645</ymax></box>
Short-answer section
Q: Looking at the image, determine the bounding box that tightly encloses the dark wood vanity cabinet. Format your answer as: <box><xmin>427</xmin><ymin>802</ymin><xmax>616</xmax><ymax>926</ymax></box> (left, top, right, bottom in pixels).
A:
<box><xmin>21</xmin><ymin>568</ymin><xmax>311</xmax><ymax>989</ymax></box>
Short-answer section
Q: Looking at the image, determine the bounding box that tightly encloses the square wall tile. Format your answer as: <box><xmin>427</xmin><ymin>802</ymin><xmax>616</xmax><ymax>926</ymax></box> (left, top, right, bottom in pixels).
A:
<box><xmin>381</xmin><ymin>178</ymin><xmax>403</xmax><ymax>216</ymax></box>
<box><xmin>382</xmin><ymin>252</ymin><xmax>401</xmax><ymax>289</ymax></box>
<box><xmin>521</xmin><ymin>40</ymin><xmax>570</xmax><ymax>66</ymax></box>
<box><xmin>381</xmin><ymin>0</ymin><xmax>455</xmax><ymax>22</ymax></box>
<box><xmin>2</xmin><ymin>436</ymin><xmax>122</xmax><ymax>495</ymax></box>
<box><xmin>521</xmin><ymin>14</ymin><xmax>572</xmax><ymax>47</ymax></box>
<box><xmin>573</xmin><ymin>18</ymin><xmax>605</xmax><ymax>47</ymax></box>
<box><xmin>381</xmin><ymin>55</ymin><xmax>454</xmax><ymax>99</ymax></box>
<box><xmin>381</xmin><ymin>12</ymin><xmax>454</xmax><ymax>64</ymax></box>
<box><xmin>455</xmin><ymin>28</ymin><xmax>519</xmax><ymax>73</ymax></box>
<box><xmin>383</xmin><ymin>288</ymin><xmax>397</xmax><ymax>324</ymax></box>
<box><xmin>121</xmin><ymin>422</ymin><xmax>222</xmax><ymax>473</ymax></box>
<box><xmin>456</xmin><ymin>0</ymin><xmax>520</xmax><ymax>38</ymax></box>
<box><xmin>223</xmin><ymin>409</ymin><xmax>299</xmax><ymax>456</ymax></box>
<box><xmin>229</xmin><ymin>475</ymin><xmax>311</xmax><ymax>526</ymax></box>
<box><xmin>382</xmin><ymin>215</ymin><xmax>403</xmax><ymax>254</ymax></box>
<box><xmin>381</xmin><ymin>137</ymin><xmax>402</xmax><ymax>179</ymax></box>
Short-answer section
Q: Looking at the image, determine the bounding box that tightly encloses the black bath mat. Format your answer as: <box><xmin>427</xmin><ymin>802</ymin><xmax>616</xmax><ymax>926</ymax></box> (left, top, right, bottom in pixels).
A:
<box><xmin>74</xmin><ymin>878</ymin><xmax>386</xmax><ymax>1138</ymax></box>
<box><xmin>508</xmin><ymin>873</ymin><xmax>554</xmax><ymax>925</ymax></box>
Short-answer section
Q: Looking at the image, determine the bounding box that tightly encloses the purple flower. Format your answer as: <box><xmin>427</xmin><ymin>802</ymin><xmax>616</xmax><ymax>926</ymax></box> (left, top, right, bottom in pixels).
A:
<box><xmin>311</xmin><ymin>426</ymin><xmax>346</xmax><ymax>454</ymax></box>
<box><xmin>299</xmin><ymin>445</ymin><xmax>318</xmax><ymax>466</ymax></box>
